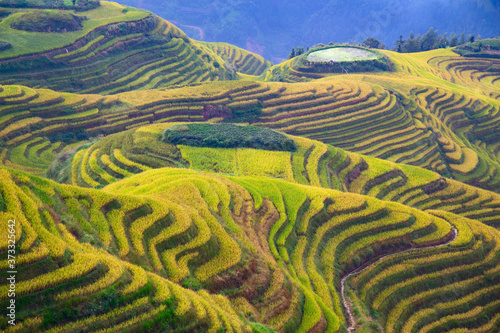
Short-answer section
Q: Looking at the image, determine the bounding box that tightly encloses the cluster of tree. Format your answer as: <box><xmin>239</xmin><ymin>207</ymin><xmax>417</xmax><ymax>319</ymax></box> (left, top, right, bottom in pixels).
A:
<box><xmin>393</xmin><ymin>28</ymin><xmax>481</xmax><ymax>53</ymax></box>
<box><xmin>287</xmin><ymin>46</ymin><xmax>307</xmax><ymax>59</ymax></box>
<box><xmin>361</xmin><ymin>37</ymin><xmax>386</xmax><ymax>49</ymax></box>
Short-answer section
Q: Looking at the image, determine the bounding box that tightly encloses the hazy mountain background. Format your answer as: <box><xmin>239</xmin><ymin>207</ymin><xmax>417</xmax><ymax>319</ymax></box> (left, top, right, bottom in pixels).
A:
<box><xmin>76</xmin><ymin>0</ymin><xmax>499</xmax><ymax>61</ymax></box>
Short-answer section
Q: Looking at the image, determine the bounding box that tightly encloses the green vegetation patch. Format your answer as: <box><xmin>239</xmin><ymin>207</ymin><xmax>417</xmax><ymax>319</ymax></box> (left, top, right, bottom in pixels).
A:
<box><xmin>0</xmin><ymin>9</ymin><xmax>10</xmax><ymax>20</ymax></box>
<box><xmin>453</xmin><ymin>38</ymin><xmax>500</xmax><ymax>59</ymax></box>
<box><xmin>0</xmin><ymin>40</ymin><xmax>11</xmax><ymax>51</ymax></box>
<box><xmin>306</xmin><ymin>47</ymin><xmax>378</xmax><ymax>62</ymax></box>
<box><xmin>11</xmin><ymin>10</ymin><xmax>86</xmax><ymax>33</ymax></box>
<box><xmin>162</xmin><ymin>123</ymin><xmax>297</xmax><ymax>152</ymax></box>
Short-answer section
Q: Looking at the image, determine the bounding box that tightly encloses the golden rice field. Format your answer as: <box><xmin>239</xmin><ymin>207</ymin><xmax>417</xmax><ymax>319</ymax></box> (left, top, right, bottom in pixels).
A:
<box><xmin>0</xmin><ymin>1</ymin><xmax>499</xmax><ymax>332</ymax></box>
<box><xmin>64</xmin><ymin>124</ymin><xmax>499</xmax><ymax>229</ymax></box>
<box><xmin>2</xmin><ymin>163</ymin><xmax>500</xmax><ymax>332</ymax></box>
<box><xmin>1</xmin><ymin>48</ymin><xmax>498</xmax><ymax>192</ymax></box>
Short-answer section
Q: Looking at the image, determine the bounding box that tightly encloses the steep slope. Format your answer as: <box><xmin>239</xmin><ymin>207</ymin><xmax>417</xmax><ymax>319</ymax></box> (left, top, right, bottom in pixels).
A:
<box><xmin>198</xmin><ymin>41</ymin><xmax>272</xmax><ymax>76</ymax></box>
<box><xmin>1</xmin><ymin>71</ymin><xmax>498</xmax><ymax>192</ymax></box>
<box><xmin>0</xmin><ymin>9</ymin><xmax>497</xmax><ymax>190</ymax></box>
<box><xmin>0</xmin><ymin>2</ymin><xmax>270</xmax><ymax>94</ymax></box>
<box><xmin>61</xmin><ymin>123</ymin><xmax>500</xmax><ymax>229</ymax></box>
<box><xmin>2</xmin><ymin>164</ymin><xmax>499</xmax><ymax>332</ymax></box>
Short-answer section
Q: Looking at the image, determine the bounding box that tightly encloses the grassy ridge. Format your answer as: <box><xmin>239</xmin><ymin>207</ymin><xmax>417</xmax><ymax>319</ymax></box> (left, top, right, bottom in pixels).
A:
<box><xmin>0</xmin><ymin>2</ymin><xmax>149</xmax><ymax>60</ymax></box>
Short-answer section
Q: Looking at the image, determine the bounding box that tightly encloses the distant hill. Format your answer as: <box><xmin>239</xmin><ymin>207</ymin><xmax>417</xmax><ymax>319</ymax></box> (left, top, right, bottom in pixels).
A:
<box><xmin>113</xmin><ymin>0</ymin><xmax>500</xmax><ymax>60</ymax></box>
<box><xmin>51</xmin><ymin>122</ymin><xmax>498</xmax><ymax>227</ymax></box>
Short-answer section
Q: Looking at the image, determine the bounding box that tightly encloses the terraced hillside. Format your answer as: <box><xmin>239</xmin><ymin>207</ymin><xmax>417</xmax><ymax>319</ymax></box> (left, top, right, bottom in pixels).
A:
<box><xmin>0</xmin><ymin>2</ymin><xmax>270</xmax><ymax>94</ymax></box>
<box><xmin>0</xmin><ymin>2</ymin><xmax>499</xmax><ymax>331</ymax></box>
<box><xmin>2</xmin><ymin>162</ymin><xmax>500</xmax><ymax>332</ymax></box>
<box><xmin>0</xmin><ymin>5</ymin><xmax>498</xmax><ymax>191</ymax></box>
<box><xmin>1</xmin><ymin>70</ymin><xmax>498</xmax><ymax>192</ymax></box>
<box><xmin>198</xmin><ymin>41</ymin><xmax>272</xmax><ymax>76</ymax></box>
<box><xmin>61</xmin><ymin>123</ymin><xmax>499</xmax><ymax>229</ymax></box>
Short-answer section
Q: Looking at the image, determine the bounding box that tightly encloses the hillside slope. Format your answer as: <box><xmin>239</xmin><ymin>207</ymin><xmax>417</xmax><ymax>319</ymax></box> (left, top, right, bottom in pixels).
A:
<box><xmin>0</xmin><ymin>2</ymin><xmax>270</xmax><ymax>94</ymax></box>
<box><xmin>1</xmin><ymin>66</ymin><xmax>498</xmax><ymax>193</ymax></box>
<box><xmin>0</xmin><ymin>2</ymin><xmax>499</xmax><ymax>332</ymax></box>
<box><xmin>2</xmin><ymin>164</ymin><xmax>499</xmax><ymax>332</ymax></box>
<box><xmin>0</xmin><ymin>5</ymin><xmax>497</xmax><ymax>192</ymax></box>
<box><xmin>60</xmin><ymin>123</ymin><xmax>499</xmax><ymax>230</ymax></box>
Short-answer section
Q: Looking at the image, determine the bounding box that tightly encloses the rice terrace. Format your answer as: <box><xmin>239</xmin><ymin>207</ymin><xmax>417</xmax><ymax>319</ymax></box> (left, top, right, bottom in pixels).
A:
<box><xmin>0</xmin><ymin>0</ymin><xmax>499</xmax><ymax>332</ymax></box>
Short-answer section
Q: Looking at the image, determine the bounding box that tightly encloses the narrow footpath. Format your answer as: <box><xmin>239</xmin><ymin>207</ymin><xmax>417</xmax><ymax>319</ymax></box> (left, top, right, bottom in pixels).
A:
<box><xmin>341</xmin><ymin>228</ymin><xmax>458</xmax><ymax>332</ymax></box>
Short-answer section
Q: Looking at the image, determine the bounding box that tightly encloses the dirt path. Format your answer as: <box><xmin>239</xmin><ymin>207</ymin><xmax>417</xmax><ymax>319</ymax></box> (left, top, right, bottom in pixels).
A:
<box><xmin>340</xmin><ymin>227</ymin><xmax>458</xmax><ymax>332</ymax></box>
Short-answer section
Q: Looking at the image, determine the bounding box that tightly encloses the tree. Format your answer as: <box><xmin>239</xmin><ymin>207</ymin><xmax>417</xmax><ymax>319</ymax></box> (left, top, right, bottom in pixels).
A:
<box><xmin>436</xmin><ymin>33</ymin><xmax>448</xmax><ymax>48</ymax></box>
<box><xmin>403</xmin><ymin>31</ymin><xmax>421</xmax><ymax>52</ymax></box>
<box><xmin>477</xmin><ymin>34</ymin><xmax>482</xmax><ymax>41</ymax></box>
<box><xmin>288</xmin><ymin>47</ymin><xmax>295</xmax><ymax>59</ymax></box>
<box><xmin>449</xmin><ymin>32</ymin><xmax>459</xmax><ymax>47</ymax></box>
<box><xmin>395</xmin><ymin>34</ymin><xmax>405</xmax><ymax>52</ymax></box>
<box><xmin>362</xmin><ymin>37</ymin><xmax>385</xmax><ymax>49</ymax></box>
<box><xmin>421</xmin><ymin>27</ymin><xmax>439</xmax><ymax>51</ymax></box>
<box><xmin>468</xmin><ymin>34</ymin><xmax>475</xmax><ymax>43</ymax></box>
<box><xmin>296</xmin><ymin>47</ymin><xmax>305</xmax><ymax>56</ymax></box>
<box><xmin>72</xmin><ymin>0</ymin><xmax>76</xmax><ymax>5</ymax></box>
<box><xmin>459</xmin><ymin>32</ymin><xmax>466</xmax><ymax>45</ymax></box>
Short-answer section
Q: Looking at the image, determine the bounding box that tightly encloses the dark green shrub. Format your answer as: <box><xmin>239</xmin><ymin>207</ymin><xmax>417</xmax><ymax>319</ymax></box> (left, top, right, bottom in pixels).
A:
<box><xmin>162</xmin><ymin>123</ymin><xmax>297</xmax><ymax>152</ymax></box>
<box><xmin>453</xmin><ymin>38</ymin><xmax>500</xmax><ymax>59</ymax></box>
<box><xmin>11</xmin><ymin>10</ymin><xmax>87</xmax><ymax>33</ymax></box>
<box><xmin>0</xmin><ymin>41</ymin><xmax>12</xmax><ymax>52</ymax></box>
